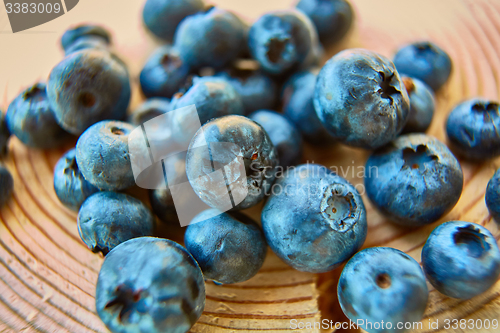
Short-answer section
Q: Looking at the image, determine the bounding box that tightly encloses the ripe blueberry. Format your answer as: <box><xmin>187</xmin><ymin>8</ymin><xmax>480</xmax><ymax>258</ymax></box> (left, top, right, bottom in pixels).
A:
<box><xmin>262</xmin><ymin>164</ymin><xmax>367</xmax><ymax>273</ymax></box>
<box><xmin>314</xmin><ymin>49</ymin><xmax>410</xmax><ymax>149</ymax></box>
<box><xmin>401</xmin><ymin>76</ymin><xmax>435</xmax><ymax>133</ymax></box>
<box><xmin>78</xmin><ymin>192</ymin><xmax>154</xmax><ymax>255</ymax></box>
<box><xmin>169</xmin><ymin>76</ymin><xmax>244</xmax><ymax>124</ymax></box>
<box><xmin>53</xmin><ymin>148</ymin><xmax>99</xmax><ymax>211</ymax></box>
<box><xmin>248</xmin><ymin>10</ymin><xmax>315</xmax><ymax>75</ymax></box>
<box><xmin>338</xmin><ymin>247</ymin><xmax>428</xmax><ymax>333</ymax></box>
<box><xmin>174</xmin><ymin>7</ymin><xmax>246</xmax><ymax>69</ymax></box>
<box><xmin>0</xmin><ymin>111</ymin><xmax>9</xmax><ymax>156</ymax></box>
<box><xmin>61</xmin><ymin>24</ymin><xmax>111</xmax><ymax>51</ymax></box>
<box><xmin>296</xmin><ymin>0</ymin><xmax>353</xmax><ymax>45</ymax></box>
<box><xmin>486</xmin><ymin>167</ymin><xmax>500</xmax><ymax>224</ymax></box>
<box><xmin>282</xmin><ymin>70</ymin><xmax>336</xmax><ymax>144</ymax></box>
<box><xmin>76</xmin><ymin>121</ymin><xmax>136</xmax><ymax>191</ymax></box>
<box><xmin>365</xmin><ymin>133</ymin><xmax>463</xmax><ymax>227</ymax></box>
<box><xmin>422</xmin><ymin>221</ymin><xmax>500</xmax><ymax>299</ymax></box>
<box><xmin>96</xmin><ymin>237</ymin><xmax>205</xmax><ymax>333</ymax></box>
<box><xmin>47</xmin><ymin>50</ymin><xmax>131</xmax><ymax>135</ymax></box>
<box><xmin>0</xmin><ymin>165</ymin><xmax>13</xmax><ymax>207</ymax></box>
<box><xmin>249</xmin><ymin>109</ymin><xmax>303</xmax><ymax>168</ymax></box>
<box><xmin>139</xmin><ymin>46</ymin><xmax>191</xmax><ymax>99</ymax></box>
<box><xmin>186</xmin><ymin>115</ymin><xmax>278</xmax><ymax>211</ymax></box>
<box><xmin>446</xmin><ymin>98</ymin><xmax>500</xmax><ymax>160</ymax></box>
<box><xmin>127</xmin><ymin>98</ymin><xmax>170</xmax><ymax>126</ymax></box>
<box><xmin>185</xmin><ymin>209</ymin><xmax>267</xmax><ymax>284</ymax></box>
<box><xmin>143</xmin><ymin>0</ymin><xmax>205</xmax><ymax>41</ymax></box>
<box><xmin>393</xmin><ymin>41</ymin><xmax>452</xmax><ymax>91</ymax></box>
<box><xmin>216</xmin><ymin>62</ymin><xmax>278</xmax><ymax>115</ymax></box>
<box><xmin>6</xmin><ymin>82</ymin><xmax>71</xmax><ymax>148</ymax></box>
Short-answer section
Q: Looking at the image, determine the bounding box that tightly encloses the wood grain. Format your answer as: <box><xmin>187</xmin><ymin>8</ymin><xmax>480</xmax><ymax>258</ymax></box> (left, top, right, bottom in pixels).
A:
<box><xmin>1</xmin><ymin>0</ymin><xmax>500</xmax><ymax>332</ymax></box>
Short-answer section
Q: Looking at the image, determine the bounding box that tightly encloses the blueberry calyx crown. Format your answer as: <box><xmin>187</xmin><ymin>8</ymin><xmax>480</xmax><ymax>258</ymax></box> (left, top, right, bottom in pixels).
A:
<box><xmin>63</xmin><ymin>156</ymin><xmax>80</xmax><ymax>177</ymax></box>
<box><xmin>22</xmin><ymin>84</ymin><xmax>44</xmax><ymax>100</ymax></box>
<box><xmin>415</xmin><ymin>42</ymin><xmax>434</xmax><ymax>53</ymax></box>
<box><xmin>161</xmin><ymin>53</ymin><xmax>183</xmax><ymax>69</ymax></box>
<box><xmin>110</xmin><ymin>126</ymin><xmax>126</xmax><ymax>136</ymax></box>
<box><xmin>267</xmin><ymin>37</ymin><xmax>290</xmax><ymax>64</ymax></box>
<box><xmin>453</xmin><ymin>224</ymin><xmax>490</xmax><ymax>259</ymax></box>
<box><xmin>320</xmin><ymin>183</ymin><xmax>358</xmax><ymax>232</ymax></box>
<box><xmin>78</xmin><ymin>92</ymin><xmax>97</xmax><ymax>108</ymax></box>
<box><xmin>202</xmin><ymin>5</ymin><xmax>215</xmax><ymax>13</ymax></box>
<box><xmin>401</xmin><ymin>144</ymin><xmax>438</xmax><ymax>170</ymax></box>
<box><xmin>471</xmin><ymin>101</ymin><xmax>499</xmax><ymax>122</ymax></box>
<box><xmin>375</xmin><ymin>272</ymin><xmax>391</xmax><ymax>289</ymax></box>
<box><xmin>104</xmin><ymin>282</ymin><xmax>147</xmax><ymax>324</ymax></box>
<box><xmin>378</xmin><ymin>71</ymin><xmax>400</xmax><ymax>105</ymax></box>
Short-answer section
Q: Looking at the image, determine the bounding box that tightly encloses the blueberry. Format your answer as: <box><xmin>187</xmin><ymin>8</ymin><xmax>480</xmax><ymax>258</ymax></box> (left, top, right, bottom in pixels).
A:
<box><xmin>184</xmin><ymin>209</ymin><xmax>267</xmax><ymax>284</ymax></box>
<box><xmin>314</xmin><ymin>49</ymin><xmax>410</xmax><ymax>149</ymax></box>
<box><xmin>422</xmin><ymin>221</ymin><xmax>500</xmax><ymax>299</ymax></box>
<box><xmin>150</xmin><ymin>187</ymin><xmax>177</xmax><ymax>226</ymax></box>
<box><xmin>262</xmin><ymin>164</ymin><xmax>367</xmax><ymax>273</ymax></box>
<box><xmin>282</xmin><ymin>70</ymin><xmax>335</xmax><ymax>144</ymax></box>
<box><xmin>401</xmin><ymin>76</ymin><xmax>435</xmax><ymax>133</ymax></box>
<box><xmin>61</xmin><ymin>24</ymin><xmax>111</xmax><ymax>51</ymax></box>
<box><xmin>53</xmin><ymin>148</ymin><xmax>99</xmax><ymax>211</ymax></box>
<box><xmin>6</xmin><ymin>82</ymin><xmax>71</xmax><ymax>148</ymax></box>
<box><xmin>248</xmin><ymin>10</ymin><xmax>315</xmax><ymax>75</ymax></box>
<box><xmin>0</xmin><ymin>111</ymin><xmax>11</xmax><ymax>156</ymax></box>
<box><xmin>149</xmin><ymin>152</ymin><xmax>187</xmax><ymax>226</ymax></box>
<box><xmin>127</xmin><ymin>98</ymin><xmax>170</xmax><ymax>126</ymax></box>
<box><xmin>96</xmin><ymin>237</ymin><xmax>205</xmax><ymax>333</ymax></box>
<box><xmin>64</xmin><ymin>36</ymin><xmax>110</xmax><ymax>56</ymax></box>
<box><xmin>338</xmin><ymin>247</ymin><xmax>428</xmax><ymax>333</ymax></box>
<box><xmin>486</xmin><ymin>168</ymin><xmax>500</xmax><ymax>224</ymax></box>
<box><xmin>249</xmin><ymin>110</ymin><xmax>303</xmax><ymax>168</ymax></box>
<box><xmin>216</xmin><ymin>62</ymin><xmax>278</xmax><ymax>115</ymax></box>
<box><xmin>0</xmin><ymin>165</ymin><xmax>13</xmax><ymax>207</ymax></box>
<box><xmin>365</xmin><ymin>133</ymin><xmax>463</xmax><ymax>227</ymax></box>
<box><xmin>139</xmin><ymin>46</ymin><xmax>191</xmax><ymax>99</ymax></box>
<box><xmin>169</xmin><ymin>76</ymin><xmax>244</xmax><ymax>124</ymax></box>
<box><xmin>47</xmin><ymin>50</ymin><xmax>131</xmax><ymax>135</ymax></box>
<box><xmin>295</xmin><ymin>10</ymin><xmax>322</xmax><ymax>72</ymax></box>
<box><xmin>186</xmin><ymin>115</ymin><xmax>278</xmax><ymax>211</ymax></box>
<box><xmin>143</xmin><ymin>0</ymin><xmax>205</xmax><ymax>41</ymax></box>
<box><xmin>445</xmin><ymin>98</ymin><xmax>500</xmax><ymax>160</ymax></box>
<box><xmin>174</xmin><ymin>7</ymin><xmax>246</xmax><ymax>69</ymax></box>
<box><xmin>78</xmin><ymin>192</ymin><xmax>154</xmax><ymax>255</ymax></box>
<box><xmin>296</xmin><ymin>0</ymin><xmax>353</xmax><ymax>45</ymax></box>
<box><xmin>393</xmin><ymin>41</ymin><xmax>452</xmax><ymax>91</ymax></box>
<box><xmin>76</xmin><ymin>121</ymin><xmax>135</xmax><ymax>191</ymax></box>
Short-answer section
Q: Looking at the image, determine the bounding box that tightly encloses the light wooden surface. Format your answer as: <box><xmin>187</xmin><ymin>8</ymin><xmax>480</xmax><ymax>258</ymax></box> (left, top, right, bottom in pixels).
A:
<box><xmin>1</xmin><ymin>0</ymin><xmax>500</xmax><ymax>332</ymax></box>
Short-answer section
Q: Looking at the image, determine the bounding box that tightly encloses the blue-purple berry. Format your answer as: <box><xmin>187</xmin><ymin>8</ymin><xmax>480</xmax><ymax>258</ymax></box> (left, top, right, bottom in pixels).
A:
<box><xmin>76</xmin><ymin>121</ymin><xmax>135</xmax><ymax>191</ymax></box>
<box><xmin>422</xmin><ymin>221</ymin><xmax>500</xmax><ymax>299</ymax></box>
<box><xmin>185</xmin><ymin>209</ymin><xmax>267</xmax><ymax>284</ymax></box>
<box><xmin>78</xmin><ymin>192</ymin><xmax>154</xmax><ymax>255</ymax></box>
<box><xmin>47</xmin><ymin>50</ymin><xmax>131</xmax><ymax>135</ymax></box>
<box><xmin>96</xmin><ymin>237</ymin><xmax>205</xmax><ymax>333</ymax></box>
<box><xmin>53</xmin><ymin>148</ymin><xmax>99</xmax><ymax>211</ymax></box>
<box><xmin>6</xmin><ymin>82</ymin><xmax>71</xmax><ymax>148</ymax></box>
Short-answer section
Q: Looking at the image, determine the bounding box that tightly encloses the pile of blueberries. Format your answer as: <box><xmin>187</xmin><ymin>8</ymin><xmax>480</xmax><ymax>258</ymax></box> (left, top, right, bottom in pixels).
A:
<box><xmin>2</xmin><ymin>0</ymin><xmax>500</xmax><ymax>332</ymax></box>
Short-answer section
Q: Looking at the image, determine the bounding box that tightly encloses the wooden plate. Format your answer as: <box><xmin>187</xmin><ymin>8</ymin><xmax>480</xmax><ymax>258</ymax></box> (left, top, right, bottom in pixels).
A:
<box><xmin>1</xmin><ymin>0</ymin><xmax>500</xmax><ymax>332</ymax></box>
